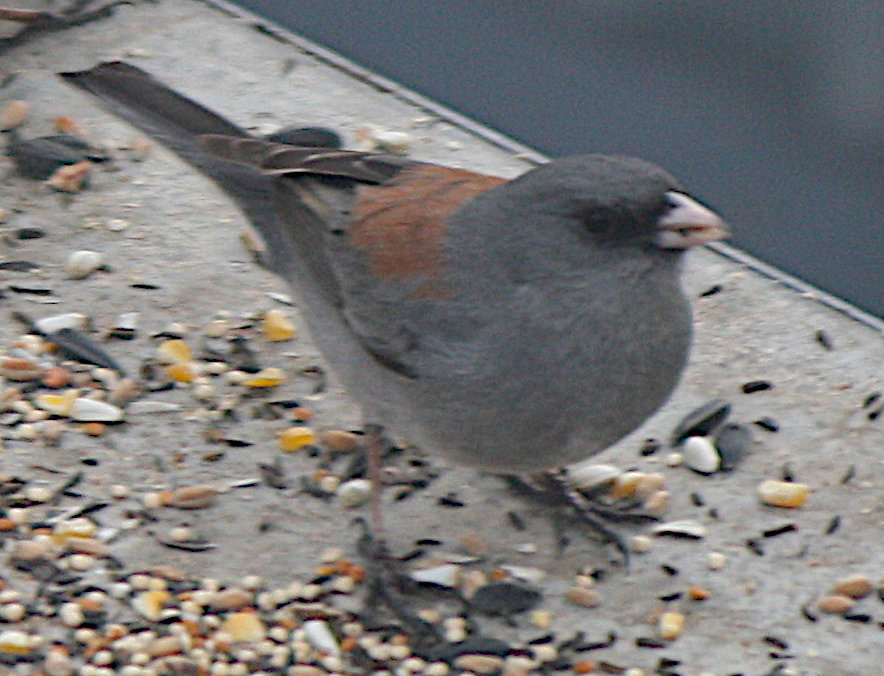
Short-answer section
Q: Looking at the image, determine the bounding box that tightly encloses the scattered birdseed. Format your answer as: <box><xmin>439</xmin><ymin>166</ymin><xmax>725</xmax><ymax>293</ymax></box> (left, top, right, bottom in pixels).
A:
<box><xmin>817</xmin><ymin>595</ymin><xmax>855</xmax><ymax>615</ymax></box>
<box><xmin>714</xmin><ymin>423</ymin><xmax>751</xmax><ymax>471</ymax></box>
<box><xmin>681</xmin><ymin>436</ymin><xmax>720</xmax><ymax>475</ymax></box>
<box><xmin>630</xmin><ymin>535</ymin><xmax>653</xmax><ymax>553</ymax></box>
<box><xmin>658</xmin><ymin>611</ymin><xmax>685</xmax><ymax>640</ymax></box>
<box><xmin>167</xmin><ymin>484</ymin><xmax>218</xmax><ymax>509</ymax></box>
<box><xmin>832</xmin><ymin>574</ymin><xmax>873</xmax><ymax>599</ymax></box>
<box><xmin>741</xmin><ymin>380</ymin><xmax>773</xmax><ymax>394</ymax></box>
<box><xmin>762</xmin><ymin>523</ymin><xmax>798</xmax><ymax>538</ymax></box>
<box><xmin>566</xmin><ymin>587</ymin><xmax>601</xmax><ymax>608</ymax></box>
<box><xmin>814</xmin><ymin>329</ymin><xmax>834</xmax><ymax>350</ymax></box>
<box><xmin>651</xmin><ymin>520</ymin><xmax>706</xmax><ymax>539</ymax></box>
<box><xmin>824</xmin><ymin>515</ymin><xmax>841</xmax><ymax>535</ymax></box>
<box><xmin>47</xmin><ymin>160</ymin><xmax>92</xmax><ymax>192</ymax></box>
<box><xmin>453</xmin><ymin>653</ymin><xmax>505</xmax><ymax>674</ymax></box>
<box><xmin>670</xmin><ymin>399</ymin><xmax>731</xmax><ymax>443</ymax></box>
<box><xmin>753</xmin><ymin>416</ymin><xmax>780</xmax><ymax>432</ymax></box>
<box><xmin>271</xmin><ymin>422</ymin><xmax>313</xmax><ymax>451</ymax></box>
<box><xmin>568</xmin><ymin>463</ymin><xmax>622</xmax><ymax>491</ymax></box>
<box><xmin>65</xmin><ymin>250</ymin><xmax>104</xmax><ymax>279</ymax></box>
<box><xmin>0</xmin><ymin>99</ymin><xmax>30</xmax><ymax>130</ymax></box>
<box><xmin>245</xmin><ymin>367</ymin><xmax>286</xmax><ymax>388</ymax></box>
<box><xmin>757</xmin><ymin>480</ymin><xmax>808</xmax><ymax>508</ymax></box>
<box><xmin>262</xmin><ymin>308</ymin><xmax>296</xmax><ymax>341</ymax></box>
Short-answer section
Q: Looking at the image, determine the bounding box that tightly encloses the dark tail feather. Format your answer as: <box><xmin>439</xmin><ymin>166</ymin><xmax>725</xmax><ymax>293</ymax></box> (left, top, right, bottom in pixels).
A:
<box><xmin>60</xmin><ymin>61</ymin><xmax>248</xmax><ymax>165</ymax></box>
<box><xmin>60</xmin><ymin>61</ymin><xmax>282</xmax><ymax>249</ymax></box>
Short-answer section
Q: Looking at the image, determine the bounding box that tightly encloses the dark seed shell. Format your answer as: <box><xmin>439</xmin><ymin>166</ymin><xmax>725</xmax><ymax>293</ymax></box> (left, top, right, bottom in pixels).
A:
<box><xmin>425</xmin><ymin>635</ymin><xmax>511</xmax><ymax>661</ymax></box>
<box><xmin>764</xmin><ymin>635</ymin><xmax>789</xmax><ymax>650</ymax></box>
<box><xmin>741</xmin><ymin>380</ymin><xmax>773</xmax><ymax>394</ymax></box>
<box><xmin>824</xmin><ymin>515</ymin><xmax>841</xmax><ymax>534</ymax></box>
<box><xmin>814</xmin><ymin>329</ymin><xmax>834</xmax><ymax>350</ymax></box>
<box><xmin>49</xmin><ymin>327</ymin><xmax>124</xmax><ymax>374</ymax></box>
<box><xmin>670</xmin><ymin>399</ymin><xmax>731</xmax><ymax>444</ymax></box>
<box><xmin>0</xmin><ymin>261</ymin><xmax>40</xmax><ymax>272</ymax></box>
<box><xmin>863</xmin><ymin>391</ymin><xmax>882</xmax><ymax>408</ymax></box>
<box><xmin>753</xmin><ymin>417</ymin><xmax>779</xmax><ymax>432</ymax></box>
<box><xmin>7</xmin><ymin>135</ymin><xmax>91</xmax><ymax>179</ymax></box>
<box><xmin>470</xmin><ymin>581</ymin><xmax>541</xmax><ymax>616</ymax></box>
<box><xmin>715</xmin><ymin>423</ymin><xmax>752</xmax><ymax>471</ymax></box>
<box><xmin>762</xmin><ymin>523</ymin><xmax>798</xmax><ymax>538</ymax></box>
<box><xmin>16</xmin><ymin>228</ymin><xmax>46</xmax><ymax>240</ymax></box>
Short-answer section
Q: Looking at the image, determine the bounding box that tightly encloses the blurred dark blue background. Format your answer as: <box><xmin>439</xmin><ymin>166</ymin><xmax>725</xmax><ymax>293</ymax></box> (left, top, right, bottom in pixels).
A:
<box><xmin>234</xmin><ymin>0</ymin><xmax>883</xmax><ymax>318</ymax></box>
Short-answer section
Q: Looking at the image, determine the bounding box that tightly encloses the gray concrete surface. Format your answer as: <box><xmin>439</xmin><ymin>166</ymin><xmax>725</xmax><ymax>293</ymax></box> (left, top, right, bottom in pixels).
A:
<box><xmin>0</xmin><ymin>1</ymin><xmax>881</xmax><ymax>674</ymax></box>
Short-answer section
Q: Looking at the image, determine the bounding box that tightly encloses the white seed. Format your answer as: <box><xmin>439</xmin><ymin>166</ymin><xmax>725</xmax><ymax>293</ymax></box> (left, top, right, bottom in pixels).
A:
<box><xmin>499</xmin><ymin>565</ymin><xmax>546</xmax><ymax>584</ymax></box>
<box><xmin>643</xmin><ymin>489</ymin><xmax>670</xmax><ymax>515</ymax></box>
<box><xmin>110</xmin><ymin>484</ymin><xmax>131</xmax><ymax>499</ymax></box>
<box><xmin>302</xmin><ymin>619</ymin><xmax>339</xmax><ymax>656</ymax></box>
<box><xmin>530</xmin><ymin>643</ymin><xmax>558</xmax><ymax>663</ymax></box>
<box><xmin>317</xmin><ymin>475</ymin><xmax>340</xmax><ymax>493</ymax></box>
<box><xmin>34</xmin><ymin>313</ymin><xmax>89</xmax><ymax>334</ymax></box>
<box><xmin>422</xmin><ymin>662</ymin><xmax>450</xmax><ymax>676</ymax></box>
<box><xmin>410</xmin><ymin>564</ymin><xmax>460</xmax><ymax>588</ymax></box>
<box><xmin>336</xmin><ymin>478</ymin><xmax>372</xmax><ymax>508</ymax></box>
<box><xmin>682</xmin><ymin>436</ymin><xmax>721</xmax><ymax>474</ymax></box>
<box><xmin>514</xmin><ymin>542</ymin><xmax>538</xmax><ymax>554</ymax></box>
<box><xmin>65</xmin><ymin>250</ymin><xmax>104</xmax><ymax>279</ymax></box>
<box><xmin>70</xmin><ymin>398</ymin><xmax>123</xmax><ymax>422</ymax></box>
<box><xmin>652</xmin><ymin>519</ymin><xmax>707</xmax><ymax>539</ymax></box>
<box><xmin>567</xmin><ymin>463</ymin><xmax>622</xmax><ymax>491</ymax></box>
<box><xmin>59</xmin><ymin>602</ymin><xmax>84</xmax><ymax>627</ymax></box>
<box><xmin>530</xmin><ymin>609</ymin><xmax>553</xmax><ymax>629</ymax></box>
<box><xmin>66</xmin><ymin>554</ymin><xmax>96</xmax><ymax>571</ymax></box>
<box><xmin>24</xmin><ymin>485</ymin><xmax>52</xmax><ymax>503</ymax></box>
<box><xmin>453</xmin><ymin>653</ymin><xmax>505</xmax><ymax>674</ymax></box>
<box><xmin>664</xmin><ymin>451</ymin><xmax>683</xmax><ymax>467</ymax></box>
<box><xmin>707</xmin><ymin>551</ymin><xmax>726</xmax><ymax>570</ymax></box>
<box><xmin>659</xmin><ymin>611</ymin><xmax>685</xmax><ymax>639</ymax></box>
<box><xmin>0</xmin><ymin>603</ymin><xmax>25</xmax><ymax>622</ymax></box>
<box><xmin>630</xmin><ymin>534</ymin><xmax>654</xmax><ymax>553</ymax></box>
<box><xmin>168</xmin><ymin>526</ymin><xmax>193</xmax><ymax>543</ymax></box>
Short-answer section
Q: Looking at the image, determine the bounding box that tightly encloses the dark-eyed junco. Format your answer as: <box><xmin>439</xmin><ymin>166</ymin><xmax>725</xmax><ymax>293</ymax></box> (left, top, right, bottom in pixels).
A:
<box><xmin>60</xmin><ymin>62</ymin><xmax>728</xmax><ymax>480</ymax></box>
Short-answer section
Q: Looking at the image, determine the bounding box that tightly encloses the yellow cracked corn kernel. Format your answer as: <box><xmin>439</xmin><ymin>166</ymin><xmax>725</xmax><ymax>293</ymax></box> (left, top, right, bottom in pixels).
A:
<box><xmin>246</xmin><ymin>367</ymin><xmax>285</xmax><ymax>388</ymax></box>
<box><xmin>263</xmin><ymin>309</ymin><xmax>296</xmax><ymax>342</ymax></box>
<box><xmin>279</xmin><ymin>427</ymin><xmax>315</xmax><ymax>452</ymax></box>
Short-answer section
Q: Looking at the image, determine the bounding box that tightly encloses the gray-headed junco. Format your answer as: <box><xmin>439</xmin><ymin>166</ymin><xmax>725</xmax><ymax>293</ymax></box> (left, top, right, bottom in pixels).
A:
<box><xmin>61</xmin><ymin>62</ymin><xmax>728</xmax><ymax>479</ymax></box>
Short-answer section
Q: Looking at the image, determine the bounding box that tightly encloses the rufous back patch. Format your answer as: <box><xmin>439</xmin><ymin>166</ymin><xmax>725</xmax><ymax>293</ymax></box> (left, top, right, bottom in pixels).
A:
<box><xmin>351</xmin><ymin>165</ymin><xmax>506</xmax><ymax>299</ymax></box>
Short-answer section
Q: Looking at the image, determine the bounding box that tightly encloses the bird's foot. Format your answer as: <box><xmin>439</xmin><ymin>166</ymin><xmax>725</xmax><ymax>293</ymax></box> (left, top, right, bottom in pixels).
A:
<box><xmin>505</xmin><ymin>470</ymin><xmax>660</xmax><ymax>565</ymax></box>
<box><xmin>354</xmin><ymin>518</ymin><xmax>442</xmax><ymax>649</ymax></box>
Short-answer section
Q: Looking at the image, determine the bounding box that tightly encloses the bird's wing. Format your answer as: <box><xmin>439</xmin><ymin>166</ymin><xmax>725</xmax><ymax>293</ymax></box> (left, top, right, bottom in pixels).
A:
<box><xmin>60</xmin><ymin>61</ymin><xmax>509</xmax><ymax>379</ymax></box>
<box><xmin>200</xmin><ymin>134</ymin><xmax>507</xmax><ymax>378</ymax></box>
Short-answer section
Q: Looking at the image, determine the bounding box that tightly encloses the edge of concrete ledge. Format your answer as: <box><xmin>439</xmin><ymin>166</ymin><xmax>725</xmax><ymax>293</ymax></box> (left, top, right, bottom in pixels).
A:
<box><xmin>202</xmin><ymin>0</ymin><xmax>883</xmax><ymax>335</ymax></box>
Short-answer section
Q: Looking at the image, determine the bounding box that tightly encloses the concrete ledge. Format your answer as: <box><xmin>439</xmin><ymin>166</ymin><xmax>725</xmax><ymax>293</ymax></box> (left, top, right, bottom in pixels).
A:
<box><xmin>1</xmin><ymin>1</ymin><xmax>881</xmax><ymax>672</ymax></box>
